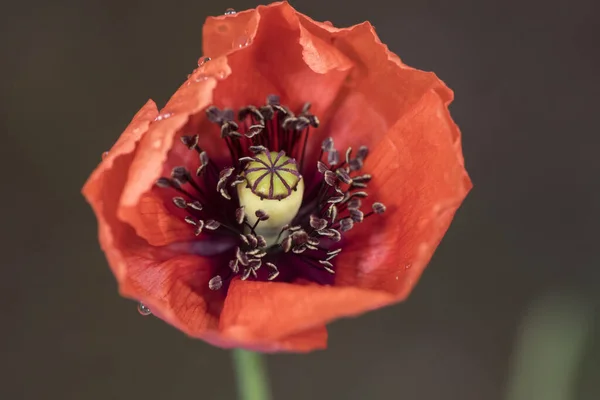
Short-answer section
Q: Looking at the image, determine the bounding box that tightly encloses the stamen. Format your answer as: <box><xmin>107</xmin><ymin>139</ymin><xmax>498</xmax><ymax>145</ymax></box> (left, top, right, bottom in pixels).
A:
<box><xmin>156</xmin><ymin>96</ymin><xmax>387</xmax><ymax>290</ymax></box>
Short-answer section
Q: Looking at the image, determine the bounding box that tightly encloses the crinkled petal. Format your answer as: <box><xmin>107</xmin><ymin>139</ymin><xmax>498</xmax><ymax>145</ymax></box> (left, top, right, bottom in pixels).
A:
<box><xmin>219</xmin><ymin>279</ymin><xmax>392</xmax><ymax>342</ymax></box>
<box><xmin>204</xmin><ymin>2</ymin><xmax>352</xmax><ymax>125</ymax></box>
<box><xmin>336</xmin><ymin>89</ymin><xmax>472</xmax><ymax>297</ymax></box>
<box><xmin>119</xmin><ymin>77</ymin><xmax>222</xmax><ymax>246</ymax></box>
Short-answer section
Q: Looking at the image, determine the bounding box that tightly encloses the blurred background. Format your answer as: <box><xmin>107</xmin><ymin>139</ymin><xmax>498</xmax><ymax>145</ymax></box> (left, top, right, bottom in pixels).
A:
<box><xmin>1</xmin><ymin>0</ymin><xmax>598</xmax><ymax>399</ymax></box>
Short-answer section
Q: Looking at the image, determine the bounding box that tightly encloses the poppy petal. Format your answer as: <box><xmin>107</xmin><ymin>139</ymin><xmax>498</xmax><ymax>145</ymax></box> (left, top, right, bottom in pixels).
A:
<box><xmin>205</xmin><ymin>3</ymin><xmax>352</xmax><ymax>126</ymax></box>
<box><xmin>296</xmin><ymin>17</ymin><xmax>450</xmax><ymax>153</ymax></box>
<box><xmin>118</xmin><ymin>78</ymin><xmax>222</xmax><ymax>245</ymax></box>
<box><xmin>335</xmin><ymin>88</ymin><xmax>472</xmax><ymax>296</ymax></box>
<box><xmin>219</xmin><ymin>279</ymin><xmax>392</xmax><ymax>342</ymax></box>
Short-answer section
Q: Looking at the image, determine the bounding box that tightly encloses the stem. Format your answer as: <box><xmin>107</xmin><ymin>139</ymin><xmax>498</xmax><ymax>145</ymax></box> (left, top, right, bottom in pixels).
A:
<box><xmin>232</xmin><ymin>349</ymin><xmax>272</xmax><ymax>400</ymax></box>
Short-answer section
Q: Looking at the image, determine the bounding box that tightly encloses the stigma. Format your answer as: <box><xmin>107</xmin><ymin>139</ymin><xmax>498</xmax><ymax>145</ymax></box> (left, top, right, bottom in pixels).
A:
<box><xmin>237</xmin><ymin>149</ymin><xmax>304</xmax><ymax>246</ymax></box>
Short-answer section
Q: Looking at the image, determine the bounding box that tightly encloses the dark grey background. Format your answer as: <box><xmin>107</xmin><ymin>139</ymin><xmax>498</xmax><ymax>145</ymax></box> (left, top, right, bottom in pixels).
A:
<box><xmin>1</xmin><ymin>0</ymin><xmax>598</xmax><ymax>399</ymax></box>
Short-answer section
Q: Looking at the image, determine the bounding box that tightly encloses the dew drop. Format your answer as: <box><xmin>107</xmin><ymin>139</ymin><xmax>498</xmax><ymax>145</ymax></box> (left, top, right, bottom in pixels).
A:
<box><xmin>101</xmin><ymin>151</ymin><xmax>109</xmax><ymax>160</ymax></box>
<box><xmin>198</xmin><ymin>56</ymin><xmax>211</xmax><ymax>67</ymax></box>
<box><xmin>405</xmin><ymin>263</ymin><xmax>412</xmax><ymax>270</ymax></box>
<box><xmin>137</xmin><ymin>302</ymin><xmax>152</xmax><ymax>316</ymax></box>
<box><xmin>233</xmin><ymin>35</ymin><xmax>250</xmax><ymax>49</ymax></box>
<box><xmin>154</xmin><ymin>112</ymin><xmax>172</xmax><ymax>122</ymax></box>
<box><xmin>224</xmin><ymin>8</ymin><xmax>236</xmax><ymax>15</ymax></box>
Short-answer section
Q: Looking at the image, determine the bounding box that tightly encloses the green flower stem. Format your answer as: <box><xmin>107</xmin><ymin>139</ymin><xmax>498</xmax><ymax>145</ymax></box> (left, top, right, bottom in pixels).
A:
<box><xmin>232</xmin><ymin>349</ymin><xmax>272</xmax><ymax>400</ymax></box>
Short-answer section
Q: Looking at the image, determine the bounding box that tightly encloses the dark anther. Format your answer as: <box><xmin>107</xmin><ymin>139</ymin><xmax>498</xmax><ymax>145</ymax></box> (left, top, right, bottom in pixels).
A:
<box><xmin>217</xmin><ymin>167</ymin><xmax>235</xmax><ymax>198</ymax></box>
<box><xmin>220</xmin><ymin>121</ymin><xmax>240</xmax><ymax>138</ymax></box>
<box><xmin>292</xmin><ymin>230</ymin><xmax>309</xmax><ymax>244</ymax></box>
<box><xmin>199</xmin><ymin>151</ymin><xmax>209</xmax><ymax>166</ymax></box>
<box><xmin>194</xmin><ymin>220</ymin><xmax>205</xmax><ymax>236</ymax></box>
<box><xmin>310</xmin><ymin>215</ymin><xmax>328</xmax><ymax>231</ymax></box>
<box><xmin>325</xmin><ymin>248</ymin><xmax>342</xmax><ymax>261</ymax></box>
<box><xmin>241</xmin><ymin>267</ymin><xmax>254</xmax><ymax>281</ymax></box>
<box><xmin>301</xmin><ymin>102</ymin><xmax>311</xmax><ymax>114</ymax></box>
<box><xmin>184</xmin><ymin>216</ymin><xmax>198</xmax><ymax>225</ymax></box>
<box><xmin>239</xmin><ymin>234</ymin><xmax>250</xmax><ymax>246</ymax></box>
<box><xmin>236</xmin><ymin>247</ymin><xmax>249</xmax><ymax>266</ymax></box>
<box><xmin>357</xmin><ymin>145</ymin><xmax>369</xmax><ymax>160</ymax></box>
<box><xmin>206</xmin><ymin>106</ymin><xmax>223</xmax><ymax>124</ymax></box>
<box><xmin>256</xmin><ymin>235</ymin><xmax>267</xmax><ymax>248</ymax></box>
<box><xmin>307</xmin><ymin>237</ymin><xmax>320</xmax><ymax>246</ymax></box>
<box><xmin>229</xmin><ymin>259</ymin><xmax>239</xmax><ymax>273</ymax></box>
<box><xmin>281</xmin><ymin>236</ymin><xmax>293</xmax><ymax>252</ymax></box>
<box><xmin>266</xmin><ymin>262</ymin><xmax>279</xmax><ymax>280</ymax></box>
<box><xmin>248</xmin><ymin>258</ymin><xmax>262</xmax><ymax>270</ymax></box>
<box><xmin>230</xmin><ymin>176</ymin><xmax>246</xmax><ymax>187</ymax></box>
<box><xmin>245</xmin><ymin>124</ymin><xmax>265</xmax><ymax>138</ymax></box>
<box><xmin>347</xmin><ymin>198</ymin><xmax>362</xmax><ymax>210</ymax></box>
<box><xmin>246</xmin><ymin>234</ymin><xmax>258</xmax><ymax>248</ymax></box>
<box><xmin>339</xmin><ymin>217</ymin><xmax>354</xmax><ymax>232</ymax></box>
<box><xmin>322</xmin><ymin>137</ymin><xmax>334</xmax><ymax>152</ymax></box>
<box><xmin>327</xmin><ymin>204</ymin><xmax>338</xmax><ymax>222</ymax></box>
<box><xmin>372</xmin><ymin>202</ymin><xmax>387</xmax><ymax>214</ymax></box>
<box><xmin>327</xmin><ymin>195</ymin><xmax>344</xmax><ymax>204</ymax></box>
<box><xmin>282</xmin><ymin>117</ymin><xmax>297</xmax><ymax>130</ymax></box>
<box><xmin>317</xmin><ymin>161</ymin><xmax>328</xmax><ymax>174</ymax></box>
<box><xmin>292</xmin><ymin>244</ymin><xmax>307</xmax><ymax>254</ymax></box>
<box><xmin>345</xmin><ymin>147</ymin><xmax>353</xmax><ymax>165</ymax></box>
<box><xmin>205</xmin><ymin>220</ymin><xmax>221</xmax><ymax>230</ymax></box>
<box><xmin>351</xmin><ymin>181</ymin><xmax>367</xmax><ymax>189</ymax></box>
<box><xmin>266</xmin><ymin>94</ymin><xmax>280</xmax><ymax>106</ymax></box>
<box><xmin>350</xmin><ymin>209</ymin><xmax>364</xmax><ymax>223</ymax></box>
<box><xmin>324</xmin><ymin>170</ymin><xmax>337</xmax><ymax>186</ymax></box>
<box><xmin>180</xmin><ymin>134</ymin><xmax>199</xmax><ymax>149</ymax></box>
<box><xmin>188</xmin><ymin>200</ymin><xmax>203</xmax><ymax>211</ymax></box>
<box><xmin>327</xmin><ymin>149</ymin><xmax>340</xmax><ymax>166</ymax></box>
<box><xmin>249</xmin><ymin>145</ymin><xmax>267</xmax><ymax>154</ymax></box>
<box><xmin>353</xmin><ymin>174</ymin><xmax>372</xmax><ymax>183</ymax></box>
<box><xmin>295</xmin><ymin>116</ymin><xmax>310</xmax><ymax>130</ymax></box>
<box><xmin>318</xmin><ymin>260</ymin><xmax>335</xmax><ymax>274</ymax></box>
<box><xmin>222</xmin><ymin>109</ymin><xmax>234</xmax><ymax>122</ymax></box>
<box><xmin>347</xmin><ymin>191</ymin><xmax>368</xmax><ymax>200</ymax></box>
<box><xmin>235</xmin><ymin>207</ymin><xmax>245</xmax><ymax>225</ymax></box>
<box><xmin>336</xmin><ymin>168</ymin><xmax>352</xmax><ymax>185</ymax></box>
<box><xmin>208</xmin><ymin>275</ymin><xmax>223</xmax><ymax>290</ymax></box>
<box><xmin>348</xmin><ymin>158</ymin><xmax>363</xmax><ymax>171</ymax></box>
<box><xmin>255</xmin><ymin>209</ymin><xmax>269</xmax><ymax>221</ymax></box>
<box><xmin>307</xmin><ymin>114</ymin><xmax>320</xmax><ymax>127</ymax></box>
<box><xmin>259</xmin><ymin>105</ymin><xmax>274</xmax><ymax>120</ymax></box>
<box><xmin>173</xmin><ymin>197</ymin><xmax>187</xmax><ymax>208</ymax></box>
<box><xmin>171</xmin><ymin>166</ymin><xmax>190</xmax><ymax>184</ymax></box>
<box><xmin>238</xmin><ymin>105</ymin><xmax>264</xmax><ymax>122</ymax></box>
<box><xmin>328</xmin><ymin>229</ymin><xmax>342</xmax><ymax>242</ymax></box>
<box><xmin>156</xmin><ymin>177</ymin><xmax>173</xmax><ymax>188</ymax></box>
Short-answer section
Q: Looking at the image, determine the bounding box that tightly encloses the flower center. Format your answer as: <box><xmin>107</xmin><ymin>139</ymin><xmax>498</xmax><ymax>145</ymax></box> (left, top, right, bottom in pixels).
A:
<box><xmin>155</xmin><ymin>95</ymin><xmax>385</xmax><ymax>290</ymax></box>
<box><xmin>237</xmin><ymin>149</ymin><xmax>304</xmax><ymax>246</ymax></box>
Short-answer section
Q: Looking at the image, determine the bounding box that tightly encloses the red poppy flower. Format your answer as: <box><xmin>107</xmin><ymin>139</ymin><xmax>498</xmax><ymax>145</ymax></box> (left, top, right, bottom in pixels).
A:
<box><xmin>82</xmin><ymin>1</ymin><xmax>471</xmax><ymax>352</ymax></box>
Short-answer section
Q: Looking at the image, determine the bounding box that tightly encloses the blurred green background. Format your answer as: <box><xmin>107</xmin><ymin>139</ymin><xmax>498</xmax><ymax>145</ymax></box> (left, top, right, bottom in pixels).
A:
<box><xmin>1</xmin><ymin>0</ymin><xmax>598</xmax><ymax>399</ymax></box>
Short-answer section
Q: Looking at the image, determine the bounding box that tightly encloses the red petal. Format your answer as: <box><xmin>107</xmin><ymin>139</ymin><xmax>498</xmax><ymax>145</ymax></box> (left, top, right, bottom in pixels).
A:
<box><xmin>119</xmin><ymin>77</ymin><xmax>221</xmax><ymax>245</ymax></box>
<box><xmin>336</xmin><ymin>89</ymin><xmax>472</xmax><ymax>297</ymax></box>
<box><xmin>297</xmin><ymin>18</ymin><xmax>452</xmax><ymax>152</ymax></box>
<box><xmin>219</xmin><ymin>279</ymin><xmax>392</xmax><ymax>342</ymax></box>
<box><xmin>83</xmin><ymin>104</ymin><xmax>224</xmax><ymax>337</ymax></box>
<box><xmin>83</xmin><ymin>99</ymin><xmax>158</xmax><ymax>282</ymax></box>
<box><xmin>204</xmin><ymin>3</ymin><xmax>352</xmax><ymax>126</ymax></box>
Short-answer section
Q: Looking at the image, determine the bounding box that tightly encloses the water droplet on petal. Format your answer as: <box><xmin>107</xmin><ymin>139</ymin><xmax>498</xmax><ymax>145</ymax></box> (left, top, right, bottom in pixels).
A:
<box><xmin>233</xmin><ymin>35</ymin><xmax>250</xmax><ymax>49</ymax></box>
<box><xmin>224</xmin><ymin>8</ymin><xmax>236</xmax><ymax>15</ymax></box>
<box><xmin>137</xmin><ymin>302</ymin><xmax>152</xmax><ymax>316</ymax></box>
<box><xmin>101</xmin><ymin>151</ymin><xmax>109</xmax><ymax>160</ymax></box>
<box><xmin>154</xmin><ymin>112</ymin><xmax>172</xmax><ymax>122</ymax></box>
<box><xmin>405</xmin><ymin>263</ymin><xmax>412</xmax><ymax>270</ymax></box>
<box><xmin>198</xmin><ymin>56</ymin><xmax>211</xmax><ymax>67</ymax></box>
